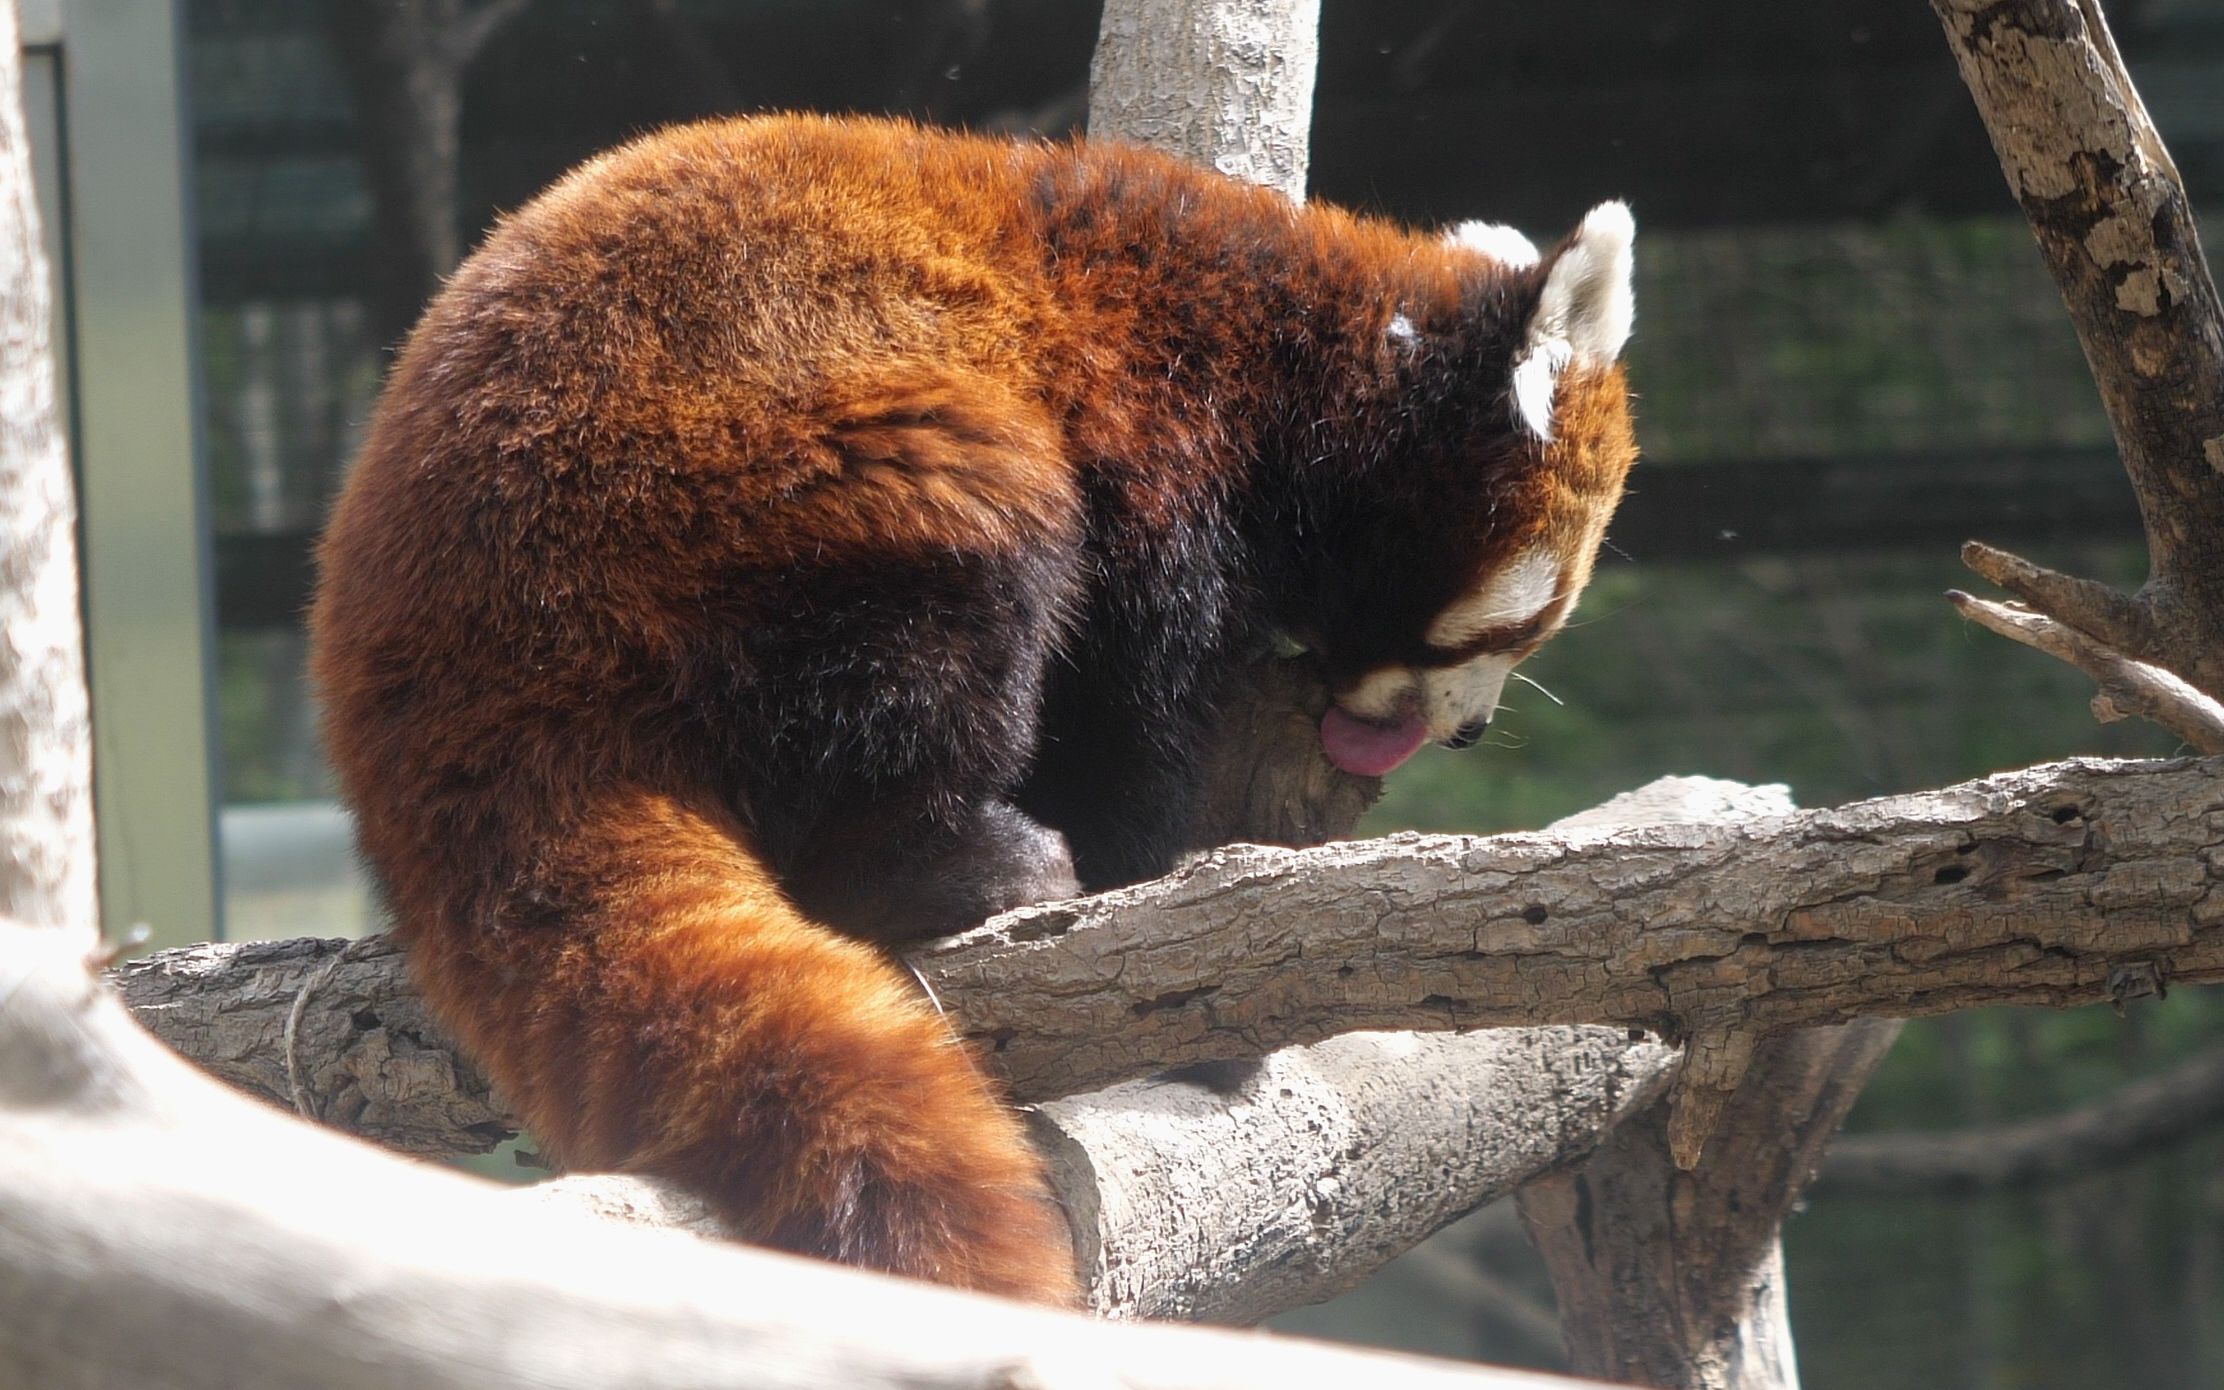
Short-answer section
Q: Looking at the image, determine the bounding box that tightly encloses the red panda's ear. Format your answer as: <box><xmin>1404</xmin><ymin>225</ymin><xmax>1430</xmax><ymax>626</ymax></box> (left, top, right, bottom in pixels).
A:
<box><xmin>1511</xmin><ymin>201</ymin><xmax>1635</xmax><ymax>440</ymax></box>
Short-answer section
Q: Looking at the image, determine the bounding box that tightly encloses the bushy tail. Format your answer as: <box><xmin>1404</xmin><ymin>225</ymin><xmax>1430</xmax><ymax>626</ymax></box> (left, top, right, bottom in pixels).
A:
<box><xmin>401</xmin><ymin>787</ymin><xmax>1079</xmax><ymax>1304</ymax></box>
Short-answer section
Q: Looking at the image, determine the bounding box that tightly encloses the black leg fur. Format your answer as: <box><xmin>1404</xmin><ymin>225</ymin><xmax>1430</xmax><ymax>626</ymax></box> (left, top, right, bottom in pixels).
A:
<box><xmin>785</xmin><ymin>799</ymin><xmax>1078</xmax><ymax>944</ymax></box>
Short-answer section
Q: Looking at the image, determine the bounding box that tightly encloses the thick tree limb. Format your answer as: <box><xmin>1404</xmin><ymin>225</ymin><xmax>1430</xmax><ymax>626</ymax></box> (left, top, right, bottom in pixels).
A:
<box><xmin>1</xmin><ymin>924</ymin><xmax>1627</xmax><ymax>1390</ymax></box>
<box><xmin>515</xmin><ymin>1026</ymin><xmax>1677</xmax><ymax>1323</ymax></box>
<box><xmin>1817</xmin><ymin>1042</ymin><xmax>2224</xmax><ymax>1196</ymax></box>
<box><xmin>1931</xmin><ymin>0</ymin><xmax>2224</xmax><ymax>710</ymax></box>
<box><xmin>929</xmin><ymin>754</ymin><xmax>2220</xmax><ymax>1095</ymax></box>
<box><xmin>1053</xmin><ymin>1026</ymin><xmax>1672</xmax><ymax>1320</ymax></box>
<box><xmin>121</xmin><ymin>755</ymin><xmax>2224</xmax><ymax>1144</ymax></box>
<box><xmin>1521</xmin><ymin>1022</ymin><xmax>1902</xmax><ymax>1390</ymax></box>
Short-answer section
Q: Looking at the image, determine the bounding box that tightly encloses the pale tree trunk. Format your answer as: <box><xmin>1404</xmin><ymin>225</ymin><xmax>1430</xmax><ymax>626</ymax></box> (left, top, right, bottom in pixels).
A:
<box><xmin>1089</xmin><ymin>0</ymin><xmax>1319</xmax><ymax>203</ymax></box>
<box><xmin>0</xmin><ymin>0</ymin><xmax>92</xmax><ymax>936</ymax></box>
<box><xmin>1087</xmin><ymin>9</ymin><xmax>1855</xmax><ymax>1380</ymax></box>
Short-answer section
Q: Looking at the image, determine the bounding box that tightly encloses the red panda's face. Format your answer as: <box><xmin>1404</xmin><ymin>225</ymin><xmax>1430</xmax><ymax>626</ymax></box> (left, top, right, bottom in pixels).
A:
<box><xmin>1314</xmin><ymin>203</ymin><xmax>1637</xmax><ymax>779</ymax></box>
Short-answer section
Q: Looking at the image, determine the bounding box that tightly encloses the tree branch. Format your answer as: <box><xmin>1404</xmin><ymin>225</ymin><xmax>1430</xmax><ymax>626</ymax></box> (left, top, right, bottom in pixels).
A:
<box><xmin>1</xmin><ymin>923</ymin><xmax>1627</xmax><ymax>1390</ymax></box>
<box><xmin>509</xmin><ymin>1025</ymin><xmax>1676</xmax><ymax>1322</ymax></box>
<box><xmin>1816</xmin><ymin>1042</ymin><xmax>2224</xmax><ymax>1196</ymax></box>
<box><xmin>120</xmin><ymin>755</ymin><xmax>2224</xmax><ymax>1146</ymax></box>
<box><xmin>932</xmin><ymin>754</ymin><xmax>2217</xmax><ymax>1093</ymax></box>
<box><xmin>1522</xmin><ymin>1022</ymin><xmax>1901</xmax><ymax>1390</ymax></box>
<box><xmin>1930</xmin><ymin>0</ymin><xmax>2224</xmax><ymax>709</ymax></box>
<box><xmin>1949</xmin><ymin>586</ymin><xmax>2224</xmax><ymax>752</ymax></box>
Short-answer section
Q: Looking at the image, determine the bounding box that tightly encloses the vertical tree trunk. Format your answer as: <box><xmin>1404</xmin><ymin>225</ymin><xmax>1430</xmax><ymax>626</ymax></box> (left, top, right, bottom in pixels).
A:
<box><xmin>325</xmin><ymin>0</ymin><xmax>532</xmax><ymax>348</ymax></box>
<box><xmin>1085</xmin><ymin>13</ymin><xmax>1837</xmax><ymax>1387</ymax></box>
<box><xmin>1520</xmin><ymin>1024</ymin><xmax>1902</xmax><ymax>1390</ymax></box>
<box><xmin>1089</xmin><ymin>0</ymin><xmax>1320</xmax><ymax>204</ymax></box>
<box><xmin>0</xmin><ymin>0</ymin><xmax>94</xmax><ymax>935</ymax></box>
<box><xmin>1085</xmin><ymin>0</ymin><xmax>1367</xmax><ymax>848</ymax></box>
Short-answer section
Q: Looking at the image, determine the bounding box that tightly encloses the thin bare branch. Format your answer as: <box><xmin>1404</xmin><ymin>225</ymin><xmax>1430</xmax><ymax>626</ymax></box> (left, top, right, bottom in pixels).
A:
<box><xmin>1960</xmin><ymin>540</ymin><xmax>2155</xmax><ymax>655</ymax></box>
<box><xmin>1930</xmin><ymin>0</ymin><xmax>2224</xmax><ymax>696</ymax></box>
<box><xmin>1950</xmin><ymin>590</ymin><xmax>2224</xmax><ymax>752</ymax></box>
<box><xmin>1818</xmin><ymin>1043</ymin><xmax>2224</xmax><ymax>1196</ymax></box>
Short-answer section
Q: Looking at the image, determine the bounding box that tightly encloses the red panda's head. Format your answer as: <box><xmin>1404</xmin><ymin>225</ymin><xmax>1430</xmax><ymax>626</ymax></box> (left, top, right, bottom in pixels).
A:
<box><xmin>1310</xmin><ymin>202</ymin><xmax>1638</xmax><ymax>778</ymax></box>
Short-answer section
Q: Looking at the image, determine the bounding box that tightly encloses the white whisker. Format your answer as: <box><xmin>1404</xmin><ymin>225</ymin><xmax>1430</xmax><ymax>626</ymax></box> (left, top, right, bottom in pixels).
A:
<box><xmin>1509</xmin><ymin>670</ymin><xmax>1564</xmax><ymax>706</ymax></box>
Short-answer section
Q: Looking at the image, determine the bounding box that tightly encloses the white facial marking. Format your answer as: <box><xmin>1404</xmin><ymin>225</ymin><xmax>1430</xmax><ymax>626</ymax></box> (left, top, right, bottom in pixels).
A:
<box><xmin>1426</xmin><ymin>548</ymin><xmax>1562</xmax><ymax>649</ymax></box>
<box><xmin>1444</xmin><ymin>220</ymin><xmax>1541</xmax><ymax>270</ymax></box>
<box><xmin>1342</xmin><ymin>666</ymin><xmax>1420</xmax><ymax>723</ymax></box>
<box><xmin>1335</xmin><ymin>550</ymin><xmax>1565</xmax><ymax>742</ymax></box>
<box><xmin>1423</xmin><ymin>653</ymin><xmax>1517</xmax><ymax>739</ymax></box>
<box><xmin>1512</xmin><ymin>200</ymin><xmax>1636</xmax><ymax>441</ymax></box>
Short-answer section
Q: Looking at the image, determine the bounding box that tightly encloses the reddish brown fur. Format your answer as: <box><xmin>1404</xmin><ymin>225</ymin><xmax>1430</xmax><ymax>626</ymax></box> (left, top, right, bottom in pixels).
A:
<box><xmin>311</xmin><ymin>114</ymin><xmax>1635</xmax><ymax>1304</ymax></box>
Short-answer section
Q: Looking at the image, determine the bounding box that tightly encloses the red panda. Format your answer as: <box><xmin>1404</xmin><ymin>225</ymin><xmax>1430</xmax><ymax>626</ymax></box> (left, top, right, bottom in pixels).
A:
<box><xmin>309</xmin><ymin>113</ymin><xmax>1637</xmax><ymax>1305</ymax></box>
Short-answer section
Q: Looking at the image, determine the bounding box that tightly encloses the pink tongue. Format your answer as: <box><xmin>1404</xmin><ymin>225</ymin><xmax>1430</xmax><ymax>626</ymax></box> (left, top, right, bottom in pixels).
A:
<box><xmin>1319</xmin><ymin>707</ymin><xmax>1432</xmax><ymax>777</ymax></box>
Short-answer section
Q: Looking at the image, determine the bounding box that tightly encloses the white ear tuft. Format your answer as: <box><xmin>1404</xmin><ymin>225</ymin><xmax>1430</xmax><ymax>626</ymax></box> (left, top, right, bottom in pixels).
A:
<box><xmin>1444</xmin><ymin>220</ymin><xmax>1541</xmax><ymax>270</ymax></box>
<box><xmin>1511</xmin><ymin>201</ymin><xmax>1636</xmax><ymax>440</ymax></box>
<box><xmin>1550</xmin><ymin>201</ymin><xmax>1635</xmax><ymax>365</ymax></box>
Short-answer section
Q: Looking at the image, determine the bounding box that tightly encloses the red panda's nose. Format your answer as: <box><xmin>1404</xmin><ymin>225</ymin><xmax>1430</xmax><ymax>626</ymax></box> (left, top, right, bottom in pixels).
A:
<box><xmin>1443</xmin><ymin>717</ymin><xmax>1492</xmax><ymax>750</ymax></box>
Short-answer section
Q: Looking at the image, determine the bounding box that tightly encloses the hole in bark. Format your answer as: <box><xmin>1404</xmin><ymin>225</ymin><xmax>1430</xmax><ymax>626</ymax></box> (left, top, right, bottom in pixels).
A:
<box><xmin>1006</xmin><ymin>906</ymin><xmax>1080</xmax><ymax>941</ymax></box>
<box><xmin>350</xmin><ymin>1009</ymin><xmax>381</xmax><ymax>1031</ymax></box>
<box><xmin>2050</xmin><ymin>804</ymin><xmax>2084</xmax><ymax>824</ymax></box>
<box><xmin>1521</xmin><ymin>903</ymin><xmax>1549</xmax><ymax>925</ymax></box>
<box><xmin>1131</xmin><ymin>985</ymin><xmax>1218</xmax><ymax>1017</ymax></box>
<box><xmin>987</xmin><ymin>1026</ymin><xmax>1017</xmax><ymax>1052</ymax></box>
<box><xmin>1934</xmin><ymin>864</ymin><xmax>1970</xmax><ymax>885</ymax></box>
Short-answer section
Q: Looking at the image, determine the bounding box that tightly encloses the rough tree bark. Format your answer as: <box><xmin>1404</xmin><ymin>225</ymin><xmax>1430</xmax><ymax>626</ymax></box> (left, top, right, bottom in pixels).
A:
<box><xmin>1520</xmin><ymin>1024</ymin><xmax>1901</xmax><ymax>1390</ymax></box>
<box><xmin>125</xmin><ymin>755</ymin><xmax>2224</xmax><ymax>1142</ymax></box>
<box><xmin>1933</xmin><ymin>0</ymin><xmax>2224</xmax><ymax>730</ymax></box>
<box><xmin>5</xmin><ymin>924</ymin><xmax>1641</xmax><ymax>1390</ymax></box>
<box><xmin>1089</xmin><ymin>0</ymin><xmax>1319</xmax><ymax>202</ymax></box>
<box><xmin>0</xmin><ymin>0</ymin><xmax>90</xmax><ymax>934</ymax></box>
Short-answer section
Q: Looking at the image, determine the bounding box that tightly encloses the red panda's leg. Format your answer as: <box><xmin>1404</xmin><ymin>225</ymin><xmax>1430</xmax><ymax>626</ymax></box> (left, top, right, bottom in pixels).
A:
<box><xmin>780</xmin><ymin>798</ymin><xmax>1079</xmax><ymax>945</ymax></box>
<box><xmin>1019</xmin><ymin>663</ymin><xmax>1222</xmax><ymax>891</ymax></box>
<box><xmin>413</xmin><ymin>786</ymin><xmax>1081</xmax><ymax>1304</ymax></box>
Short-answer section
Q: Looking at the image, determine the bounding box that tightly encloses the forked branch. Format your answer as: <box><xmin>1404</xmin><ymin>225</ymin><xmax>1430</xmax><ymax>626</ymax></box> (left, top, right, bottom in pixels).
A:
<box><xmin>1932</xmin><ymin>0</ymin><xmax>2224</xmax><ymax>708</ymax></box>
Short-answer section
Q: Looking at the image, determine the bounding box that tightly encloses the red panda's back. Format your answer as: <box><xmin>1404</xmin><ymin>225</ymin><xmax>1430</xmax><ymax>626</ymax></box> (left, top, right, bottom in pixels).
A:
<box><xmin>310</xmin><ymin>115</ymin><xmax>1090</xmax><ymax>925</ymax></box>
